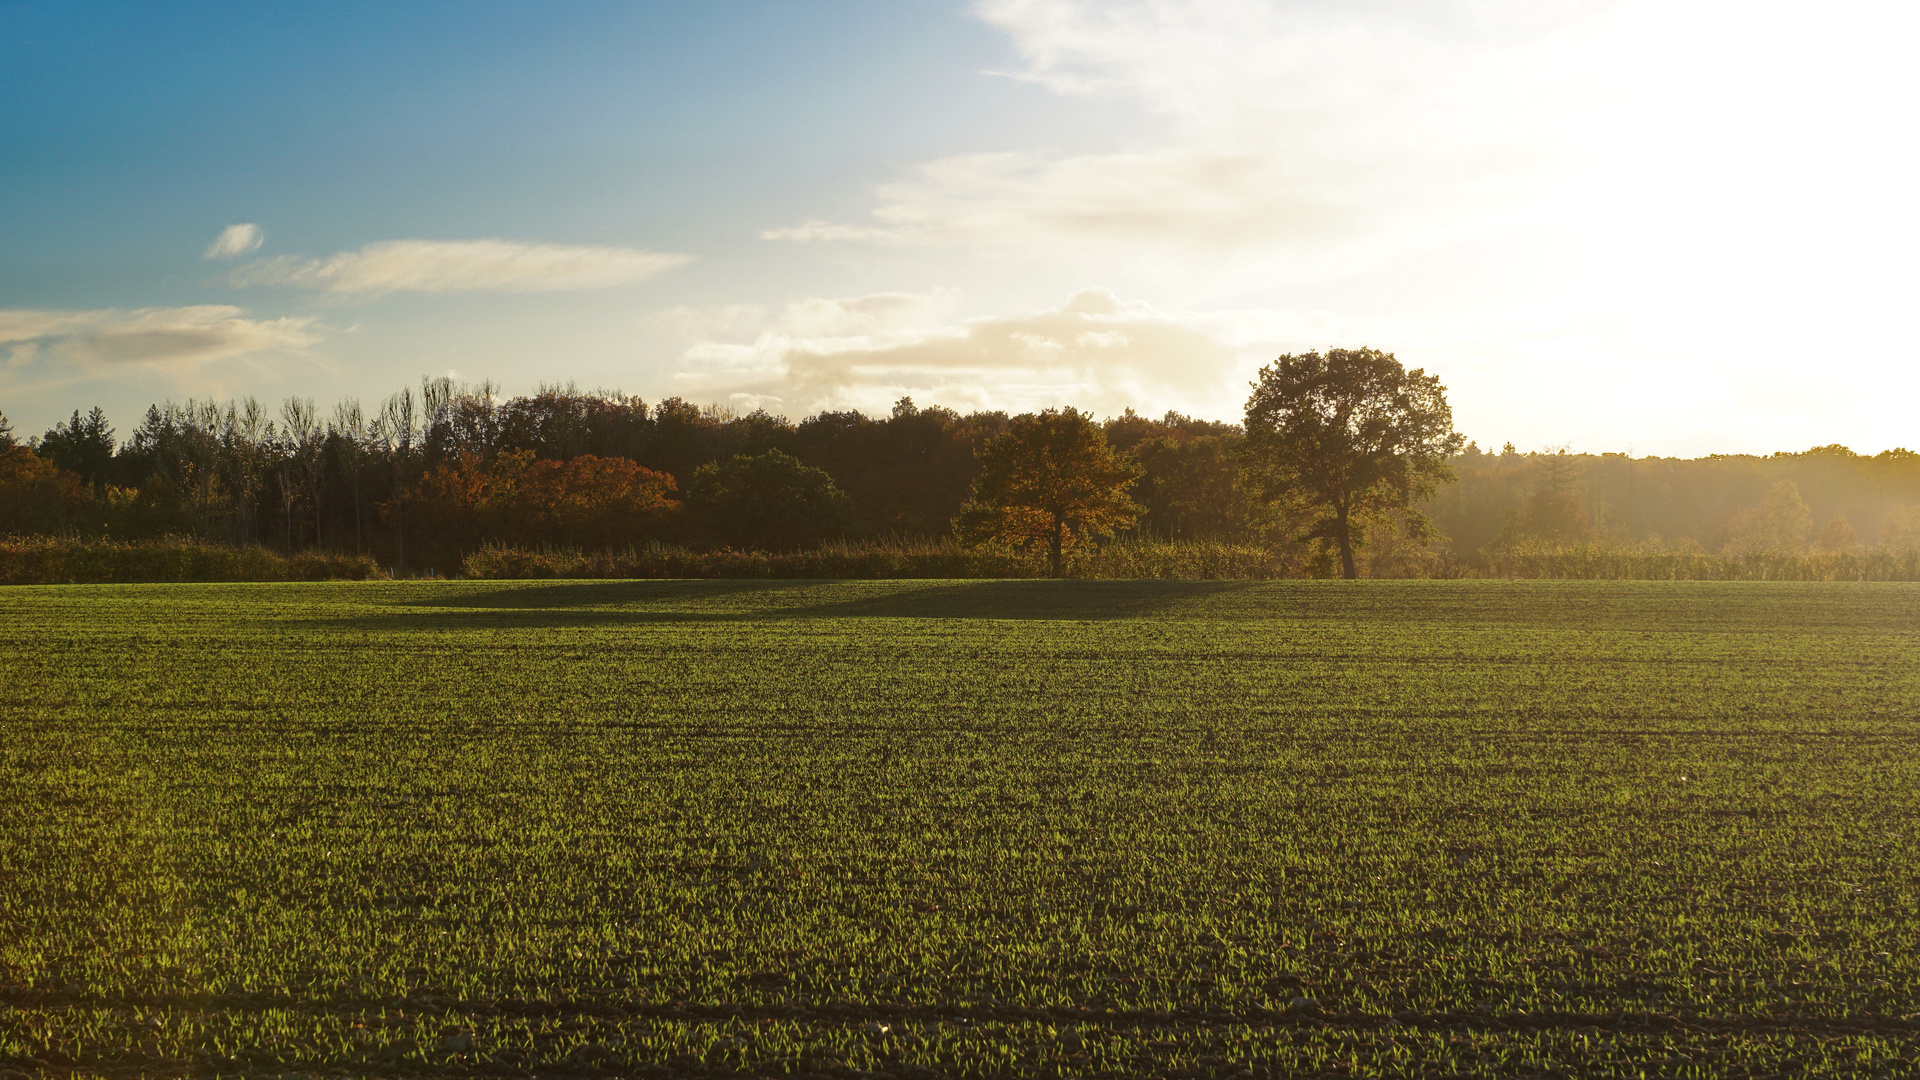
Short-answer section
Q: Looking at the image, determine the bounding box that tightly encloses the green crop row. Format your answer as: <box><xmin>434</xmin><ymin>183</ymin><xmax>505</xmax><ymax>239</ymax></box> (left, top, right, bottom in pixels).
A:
<box><xmin>1</xmin><ymin>579</ymin><xmax>1915</xmax><ymax>1077</ymax></box>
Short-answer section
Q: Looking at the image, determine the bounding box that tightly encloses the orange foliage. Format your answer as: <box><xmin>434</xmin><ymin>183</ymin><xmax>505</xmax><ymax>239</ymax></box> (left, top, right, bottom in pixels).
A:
<box><xmin>0</xmin><ymin>447</ymin><xmax>88</xmax><ymax>534</ymax></box>
<box><xmin>412</xmin><ymin>451</ymin><xmax>678</xmax><ymax>562</ymax></box>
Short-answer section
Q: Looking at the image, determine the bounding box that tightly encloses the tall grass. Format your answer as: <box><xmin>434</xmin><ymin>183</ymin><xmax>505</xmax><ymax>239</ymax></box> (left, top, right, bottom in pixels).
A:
<box><xmin>0</xmin><ymin>535</ymin><xmax>385</xmax><ymax>585</ymax></box>
<box><xmin>465</xmin><ymin>537</ymin><xmax>1920</xmax><ymax>581</ymax></box>
<box><xmin>461</xmin><ymin>538</ymin><xmax>1021</xmax><ymax>580</ymax></box>
<box><xmin>1478</xmin><ymin>540</ymin><xmax>1920</xmax><ymax>581</ymax></box>
<box><xmin>1067</xmin><ymin>539</ymin><xmax>1295</xmax><ymax>579</ymax></box>
<box><xmin>461</xmin><ymin>537</ymin><xmax>1293</xmax><ymax>580</ymax></box>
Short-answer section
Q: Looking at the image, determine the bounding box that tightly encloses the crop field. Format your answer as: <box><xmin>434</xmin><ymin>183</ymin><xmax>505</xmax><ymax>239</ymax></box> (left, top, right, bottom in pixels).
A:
<box><xmin>2</xmin><ymin>579</ymin><xmax>1917</xmax><ymax>1079</ymax></box>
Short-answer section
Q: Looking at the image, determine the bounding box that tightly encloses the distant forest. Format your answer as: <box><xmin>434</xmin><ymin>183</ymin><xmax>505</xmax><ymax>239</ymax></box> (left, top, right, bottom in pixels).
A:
<box><xmin>5</xmin><ymin>379</ymin><xmax>1919</xmax><ymax>574</ymax></box>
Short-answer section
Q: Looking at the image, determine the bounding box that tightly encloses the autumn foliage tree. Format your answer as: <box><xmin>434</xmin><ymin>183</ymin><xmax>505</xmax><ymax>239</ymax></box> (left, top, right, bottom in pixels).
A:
<box><xmin>411</xmin><ymin>450</ymin><xmax>678</xmax><ymax>565</ymax></box>
<box><xmin>0</xmin><ymin>445</ymin><xmax>87</xmax><ymax>534</ymax></box>
<box><xmin>1244</xmin><ymin>348</ymin><xmax>1463</xmax><ymax>579</ymax></box>
<box><xmin>954</xmin><ymin>407</ymin><xmax>1143</xmax><ymax>575</ymax></box>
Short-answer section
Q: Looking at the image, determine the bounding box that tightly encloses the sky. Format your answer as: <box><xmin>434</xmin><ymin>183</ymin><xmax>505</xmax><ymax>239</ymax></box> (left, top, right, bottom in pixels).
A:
<box><xmin>2</xmin><ymin>0</ymin><xmax>1916</xmax><ymax>457</ymax></box>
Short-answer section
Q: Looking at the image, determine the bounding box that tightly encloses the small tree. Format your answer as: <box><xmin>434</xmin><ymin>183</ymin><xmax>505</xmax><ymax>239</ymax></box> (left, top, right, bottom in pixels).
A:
<box><xmin>954</xmin><ymin>407</ymin><xmax>1143</xmax><ymax>575</ymax></box>
<box><xmin>1243</xmin><ymin>348</ymin><xmax>1463</xmax><ymax>579</ymax></box>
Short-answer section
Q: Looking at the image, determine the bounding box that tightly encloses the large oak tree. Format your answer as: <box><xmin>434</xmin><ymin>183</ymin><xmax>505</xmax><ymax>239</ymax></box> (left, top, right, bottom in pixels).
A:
<box><xmin>1244</xmin><ymin>348</ymin><xmax>1462</xmax><ymax>579</ymax></box>
<box><xmin>954</xmin><ymin>407</ymin><xmax>1143</xmax><ymax>576</ymax></box>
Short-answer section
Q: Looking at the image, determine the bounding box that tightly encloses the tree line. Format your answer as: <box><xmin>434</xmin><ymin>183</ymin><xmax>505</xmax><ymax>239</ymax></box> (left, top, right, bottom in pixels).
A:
<box><xmin>5</xmin><ymin>350</ymin><xmax>1918</xmax><ymax>577</ymax></box>
<box><xmin>1</xmin><ymin>378</ymin><xmax>1263</xmax><ymax>574</ymax></box>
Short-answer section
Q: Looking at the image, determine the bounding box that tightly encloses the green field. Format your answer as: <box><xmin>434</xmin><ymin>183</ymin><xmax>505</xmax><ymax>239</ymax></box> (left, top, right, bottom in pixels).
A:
<box><xmin>3</xmin><ymin>580</ymin><xmax>1917</xmax><ymax>1079</ymax></box>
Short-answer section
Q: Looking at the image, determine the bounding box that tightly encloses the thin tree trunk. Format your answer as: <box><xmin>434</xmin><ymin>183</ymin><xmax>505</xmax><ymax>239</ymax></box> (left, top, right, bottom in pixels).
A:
<box><xmin>394</xmin><ymin>461</ymin><xmax>406</xmax><ymax>576</ymax></box>
<box><xmin>1050</xmin><ymin>514</ymin><xmax>1065</xmax><ymax>577</ymax></box>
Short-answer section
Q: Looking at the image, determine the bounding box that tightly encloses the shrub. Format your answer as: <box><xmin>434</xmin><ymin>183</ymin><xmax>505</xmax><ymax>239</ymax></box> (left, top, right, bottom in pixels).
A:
<box><xmin>0</xmin><ymin>536</ymin><xmax>385</xmax><ymax>585</ymax></box>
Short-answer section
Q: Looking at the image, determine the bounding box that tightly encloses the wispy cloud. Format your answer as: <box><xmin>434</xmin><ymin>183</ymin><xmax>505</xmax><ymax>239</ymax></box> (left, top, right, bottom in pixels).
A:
<box><xmin>670</xmin><ymin>287</ymin><xmax>1341</xmax><ymax>417</ymax></box>
<box><xmin>231</xmin><ymin>239</ymin><xmax>694</xmax><ymax>296</ymax></box>
<box><xmin>204</xmin><ymin>223</ymin><xmax>264</xmax><ymax>259</ymax></box>
<box><xmin>0</xmin><ymin>306</ymin><xmax>319</xmax><ymax>368</ymax></box>
<box><xmin>765</xmin><ymin>0</ymin><xmax>1600</xmax><ymax>257</ymax></box>
<box><xmin>764</xmin><ymin>144</ymin><xmax>1369</xmax><ymax>250</ymax></box>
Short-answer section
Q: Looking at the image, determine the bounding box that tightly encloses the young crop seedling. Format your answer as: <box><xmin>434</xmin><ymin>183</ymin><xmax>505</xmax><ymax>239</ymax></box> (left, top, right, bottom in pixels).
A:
<box><xmin>0</xmin><ymin>578</ymin><xmax>1916</xmax><ymax>1077</ymax></box>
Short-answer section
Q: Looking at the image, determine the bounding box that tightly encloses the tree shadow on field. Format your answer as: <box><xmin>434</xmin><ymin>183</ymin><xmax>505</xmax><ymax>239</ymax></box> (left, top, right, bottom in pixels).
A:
<box><xmin>796</xmin><ymin>579</ymin><xmax>1260</xmax><ymax>621</ymax></box>
<box><xmin>420</xmin><ymin>579</ymin><xmax>798</xmax><ymax>610</ymax></box>
<box><xmin>326</xmin><ymin>578</ymin><xmax>1266</xmax><ymax>630</ymax></box>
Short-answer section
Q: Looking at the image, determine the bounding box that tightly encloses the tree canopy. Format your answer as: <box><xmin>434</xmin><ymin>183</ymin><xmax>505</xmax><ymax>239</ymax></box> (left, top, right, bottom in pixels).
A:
<box><xmin>1494</xmin><ymin>449</ymin><xmax>1594</xmax><ymax>548</ymax></box>
<box><xmin>37</xmin><ymin>407</ymin><xmax>116</xmax><ymax>495</ymax></box>
<box><xmin>954</xmin><ymin>407</ymin><xmax>1143</xmax><ymax>575</ymax></box>
<box><xmin>1244</xmin><ymin>348</ymin><xmax>1462</xmax><ymax>578</ymax></box>
<box><xmin>685</xmin><ymin>449</ymin><xmax>851</xmax><ymax>551</ymax></box>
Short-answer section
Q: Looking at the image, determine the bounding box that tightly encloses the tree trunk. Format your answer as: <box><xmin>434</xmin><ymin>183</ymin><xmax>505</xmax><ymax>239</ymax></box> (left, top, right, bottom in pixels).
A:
<box><xmin>394</xmin><ymin>462</ymin><xmax>406</xmax><ymax>576</ymax></box>
<box><xmin>1335</xmin><ymin>503</ymin><xmax>1358</xmax><ymax>580</ymax></box>
<box><xmin>1049</xmin><ymin>514</ymin><xmax>1065</xmax><ymax>578</ymax></box>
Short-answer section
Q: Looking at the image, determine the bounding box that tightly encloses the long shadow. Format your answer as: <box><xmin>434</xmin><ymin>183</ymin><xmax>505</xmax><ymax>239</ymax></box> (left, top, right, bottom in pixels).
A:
<box><xmin>794</xmin><ymin>578</ymin><xmax>1260</xmax><ymax>620</ymax></box>
<box><xmin>419</xmin><ymin>579</ymin><xmax>812</xmax><ymax>610</ymax></box>
<box><xmin>324</xmin><ymin>578</ymin><xmax>1267</xmax><ymax>631</ymax></box>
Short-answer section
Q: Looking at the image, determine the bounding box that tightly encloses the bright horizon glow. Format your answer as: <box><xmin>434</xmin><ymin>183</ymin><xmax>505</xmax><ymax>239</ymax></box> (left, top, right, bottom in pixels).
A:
<box><xmin>1</xmin><ymin>0</ymin><xmax>1914</xmax><ymax>457</ymax></box>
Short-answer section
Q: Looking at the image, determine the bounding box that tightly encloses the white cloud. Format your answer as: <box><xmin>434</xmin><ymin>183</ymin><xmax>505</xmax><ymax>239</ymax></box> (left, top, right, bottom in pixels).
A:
<box><xmin>231</xmin><ymin>239</ymin><xmax>693</xmax><ymax>296</ymax></box>
<box><xmin>751</xmin><ymin>0</ymin><xmax>1920</xmax><ymax>455</ymax></box>
<box><xmin>0</xmin><ymin>306</ymin><xmax>320</xmax><ymax>367</ymax></box>
<box><xmin>205</xmin><ymin>223</ymin><xmax>264</xmax><ymax>259</ymax></box>
<box><xmin>763</xmin><ymin>145</ymin><xmax>1359</xmax><ymax>249</ymax></box>
<box><xmin>672</xmin><ymin>287</ymin><xmax>1343</xmax><ymax>417</ymax></box>
<box><xmin>765</xmin><ymin>0</ymin><xmax>1597</xmax><ymax>257</ymax></box>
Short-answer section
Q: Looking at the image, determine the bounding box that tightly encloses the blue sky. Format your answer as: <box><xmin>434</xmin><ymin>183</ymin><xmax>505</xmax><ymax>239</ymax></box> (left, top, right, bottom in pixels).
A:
<box><xmin>4</xmin><ymin>0</ymin><xmax>1916</xmax><ymax>455</ymax></box>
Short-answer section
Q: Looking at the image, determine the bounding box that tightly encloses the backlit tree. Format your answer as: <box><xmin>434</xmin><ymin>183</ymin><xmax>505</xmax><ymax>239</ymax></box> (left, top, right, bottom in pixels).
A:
<box><xmin>1244</xmin><ymin>348</ymin><xmax>1462</xmax><ymax>579</ymax></box>
<box><xmin>954</xmin><ymin>407</ymin><xmax>1143</xmax><ymax>576</ymax></box>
